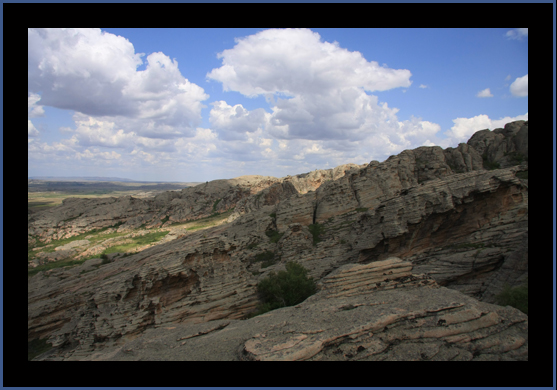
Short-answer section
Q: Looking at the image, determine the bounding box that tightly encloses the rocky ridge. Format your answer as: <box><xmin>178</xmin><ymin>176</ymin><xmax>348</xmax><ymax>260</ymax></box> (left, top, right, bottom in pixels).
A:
<box><xmin>34</xmin><ymin>258</ymin><xmax>528</xmax><ymax>361</ymax></box>
<box><xmin>28</xmin><ymin>166</ymin><xmax>362</xmax><ymax>245</ymax></box>
<box><xmin>28</xmin><ymin>121</ymin><xmax>528</xmax><ymax>361</ymax></box>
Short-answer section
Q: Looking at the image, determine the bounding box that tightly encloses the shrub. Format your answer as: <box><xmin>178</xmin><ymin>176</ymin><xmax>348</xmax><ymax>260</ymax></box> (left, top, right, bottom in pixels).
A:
<box><xmin>28</xmin><ymin>338</ymin><xmax>53</xmax><ymax>361</ymax></box>
<box><xmin>253</xmin><ymin>262</ymin><xmax>316</xmax><ymax>316</ymax></box>
<box><xmin>252</xmin><ymin>250</ymin><xmax>275</xmax><ymax>264</ymax></box>
<box><xmin>495</xmin><ymin>278</ymin><xmax>528</xmax><ymax>315</ymax></box>
<box><xmin>308</xmin><ymin>223</ymin><xmax>325</xmax><ymax>246</ymax></box>
<box><xmin>265</xmin><ymin>229</ymin><xmax>284</xmax><ymax>243</ymax></box>
<box><xmin>247</xmin><ymin>242</ymin><xmax>259</xmax><ymax>249</ymax></box>
<box><xmin>100</xmin><ymin>254</ymin><xmax>111</xmax><ymax>265</ymax></box>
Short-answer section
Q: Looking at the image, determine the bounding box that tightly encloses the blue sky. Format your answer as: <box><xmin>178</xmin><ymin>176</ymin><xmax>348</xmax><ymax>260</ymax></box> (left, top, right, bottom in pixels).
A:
<box><xmin>28</xmin><ymin>28</ymin><xmax>528</xmax><ymax>182</ymax></box>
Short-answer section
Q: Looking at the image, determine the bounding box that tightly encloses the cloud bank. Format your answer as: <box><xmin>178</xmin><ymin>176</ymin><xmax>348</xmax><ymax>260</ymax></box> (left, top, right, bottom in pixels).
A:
<box><xmin>28</xmin><ymin>28</ymin><xmax>209</xmax><ymax>139</ymax></box>
<box><xmin>28</xmin><ymin>28</ymin><xmax>529</xmax><ymax>181</ymax></box>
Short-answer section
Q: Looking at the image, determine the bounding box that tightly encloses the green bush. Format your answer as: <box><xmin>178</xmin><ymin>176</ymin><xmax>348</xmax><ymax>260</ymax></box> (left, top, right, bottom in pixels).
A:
<box><xmin>212</xmin><ymin>198</ymin><xmax>222</xmax><ymax>212</ymax></box>
<box><xmin>308</xmin><ymin>223</ymin><xmax>325</xmax><ymax>245</ymax></box>
<box><xmin>253</xmin><ymin>262</ymin><xmax>316</xmax><ymax>316</ymax></box>
<box><xmin>100</xmin><ymin>254</ymin><xmax>111</xmax><ymax>265</ymax></box>
<box><xmin>265</xmin><ymin>229</ymin><xmax>284</xmax><ymax>243</ymax></box>
<box><xmin>495</xmin><ymin>278</ymin><xmax>528</xmax><ymax>315</ymax></box>
<box><xmin>246</xmin><ymin>242</ymin><xmax>259</xmax><ymax>249</ymax></box>
<box><xmin>252</xmin><ymin>250</ymin><xmax>275</xmax><ymax>263</ymax></box>
<box><xmin>28</xmin><ymin>338</ymin><xmax>53</xmax><ymax>361</ymax></box>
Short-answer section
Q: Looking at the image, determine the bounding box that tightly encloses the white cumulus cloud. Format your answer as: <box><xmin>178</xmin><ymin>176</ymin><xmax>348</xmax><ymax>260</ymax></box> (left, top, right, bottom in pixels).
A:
<box><xmin>201</xmin><ymin>28</ymin><xmax>450</xmax><ymax>173</ymax></box>
<box><xmin>477</xmin><ymin>88</ymin><xmax>493</xmax><ymax>98</ymax></box>
<box><xmin>207</xmin><ymin>28</ymin><xmax>412</xmax><ymax>98</ymax></box>
<box><xmin>209</xmin><ymin>101</ymin><xmax>269</xmax><ymax>140</ymax></box>
<box><xmin>441</xmin><ymin>112</ymin><xmax>528</xmax><ymax>147</ymax></box>
<box><xmin>208</xmin><ymin>29</ymin><xmax>416</xmax><ymax>144</ymax></box>
<box><xmin>510</xmin><ymin>74</ymin><xmax>528</xmax><ymax>97</ymax></box>
<box><xmin>28</xmin><ymin>28</ymin><xmax>208</xmax><ymax>139</ymax></box>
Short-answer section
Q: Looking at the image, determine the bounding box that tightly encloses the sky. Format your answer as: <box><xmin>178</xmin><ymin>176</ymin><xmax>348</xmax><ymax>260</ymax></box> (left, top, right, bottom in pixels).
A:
<box><xmin>28</xmin><ymin>28</ymin><xmax>528</xmax><ymax>182</ymax></box>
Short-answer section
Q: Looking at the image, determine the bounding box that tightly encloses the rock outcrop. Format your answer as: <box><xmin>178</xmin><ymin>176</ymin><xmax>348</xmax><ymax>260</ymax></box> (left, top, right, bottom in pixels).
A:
<box><xmin>34</xmin><ymin>258</ymin><xmax>528</xmax><ymax>361</ymax></box>
<box><xmin>468</xmin><ymin>120</ymin><xmax>528</xmax><ymax>168</ymax></box>
<box><xmin>28</xmin><ymin>121</ymin><xmax>528</xmax><ymax>361</ymax></box>
<box><xmin>28</xmin><ymin>166</ymin><xmax>362</xmax><ymax>244</ymax></box>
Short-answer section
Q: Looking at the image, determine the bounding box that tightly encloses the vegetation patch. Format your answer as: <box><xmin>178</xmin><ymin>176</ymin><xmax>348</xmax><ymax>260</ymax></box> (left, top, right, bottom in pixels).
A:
<box><xmin>247</xmin><ymin>242</ymin><xmax>259</xmax><ymax>249</ymax></box>
<box><xmin>265</xmin><ymin>229</ymin><xmax>284</xmax><ymax>244</ymax></box>
<box><xmin>515</xmin><ymin>170</ymin><xmax>528</xmax><ymax>180</ymax></box>
<box><xmin>100</xmin><ymin>254</ymin><xmax>111</xmax><ymax>264</ymax></box>
<box><xmin>252</xmin><ymin>250</ymin><xmax>275</xmax><ymax>264</ymax></box>
<box><xmin>495</xmin><ymin>278</ymin><xmax>528</xmax><ymax>315</ymax></box>
<box><xmin>103</xmin><ymin>231</ymin><xmax>169</xmax><ymax>254</ymax></box>
<box><xmin>355</xmin><ymin>207</ymin><xmax>369</xmax><ymax>212</ymax></box>
<box><xmin>28</xmin><ymin>224</ymin><xmax>128</xmax><ymax>261</ymax></box>
<box><xmin>250</xmin><ymin>262</ymin><xmax>316</xmax><ymax>317</ymax></box>
<box><xmin>212</xmin><ymin>198</ymin><xmax>222</xmax><ymax>212</ymax></box>
<box><xmin>308</xmin><ymin>223</ymin><xmax>325</xmax><ymax>246</ymax></box>
<box><xmin>160</xmin><ymin>215</ymin><xmax>169</xmax><ymax>224</ymax></box>
<box><xmin>28</xmin><ymin>338</ymin><xmax>53</xmax><ymax>361</ymax></box>
<box><xmin>28</xmin><ymin>257</ymin><xmax>92</xmax><ymax>278</ymax></box>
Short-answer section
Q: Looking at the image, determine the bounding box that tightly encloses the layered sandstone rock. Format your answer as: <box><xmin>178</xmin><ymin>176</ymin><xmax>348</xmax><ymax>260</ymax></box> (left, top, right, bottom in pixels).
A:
<box><xmin>28</xmin><ymin>121</ymin><xmax>528</xmax><ymax>361</ymax></box>
<box><xmin>34</xmin><ymin>259</ymin><xmax>527</xmax><ymax>361</ymax></box>
<box><xmin>467</xmin><ymin>120</ymin><xmax>528</xmax><ymax>168</ymax></box>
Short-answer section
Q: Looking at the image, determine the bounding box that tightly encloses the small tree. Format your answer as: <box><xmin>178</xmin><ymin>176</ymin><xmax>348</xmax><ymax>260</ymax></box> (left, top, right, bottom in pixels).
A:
<box><xmin>495</xmin><ymin>278</ymin><xmax>528</xmax><ymax>315</ymax></box>
<box><xmin>253</xmin><ymin>262</ymin><xmax>316</xmax><ymax>316</ymax></box>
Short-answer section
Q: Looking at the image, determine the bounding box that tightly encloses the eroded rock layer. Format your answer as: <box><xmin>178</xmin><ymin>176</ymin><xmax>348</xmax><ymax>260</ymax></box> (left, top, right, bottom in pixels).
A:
<box><xmin>35</xmin><ymin>259</ymin><xmax>527</xmax><ymax>361</ymax></box>
<box><xmin>28</xmin><ymin>121</ymin><xmax>528</xmax><ymax>360</ymax></box>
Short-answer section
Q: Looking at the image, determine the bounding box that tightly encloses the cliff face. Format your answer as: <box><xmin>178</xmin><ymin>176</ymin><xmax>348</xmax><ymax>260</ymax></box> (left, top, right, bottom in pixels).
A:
<box><xmin>27</xmin><ymin>166</ymin><xmax>362</xmax><ymax>244</ymax></box>
<box><xmin>28</xmin><ymin>121</ymin><xmax>528</xmax><ymax>361</ymax></box>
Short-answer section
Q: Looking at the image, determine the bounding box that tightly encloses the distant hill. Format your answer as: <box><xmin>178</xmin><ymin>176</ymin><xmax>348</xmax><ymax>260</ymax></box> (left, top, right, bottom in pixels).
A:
<box><xmin>27</xmin><ymin>176</ymin><xmax>200</xmax><ymax>185</ymax></box>
<box><xmin>28</xmin><ymin>176</ymin><xmax>136</xmax><ymax>182</ymax></box>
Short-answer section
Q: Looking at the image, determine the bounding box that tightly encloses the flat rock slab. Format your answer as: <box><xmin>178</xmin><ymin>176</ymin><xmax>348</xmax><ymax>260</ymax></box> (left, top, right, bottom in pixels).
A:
<box><xmin>45</xmin><ymin>261</ymin><xmax>527</xmax><ymax>361</ymax></box>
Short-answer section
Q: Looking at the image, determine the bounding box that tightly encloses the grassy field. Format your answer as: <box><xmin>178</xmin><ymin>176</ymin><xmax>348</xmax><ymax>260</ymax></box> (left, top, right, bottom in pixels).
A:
<box><xmin>168</xmin><ymin>210</ymin><xmax>235</xmax><ymax>231</ymax></box>
<box><xmin>103</xmin><ymin>231</ymin><xmax>169</xmax><ymax>254</ymax></box>
<box><xmin>28</xmin><ymin>210</ymin><xmax>235</xmax><ymax>278</ymax></box>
